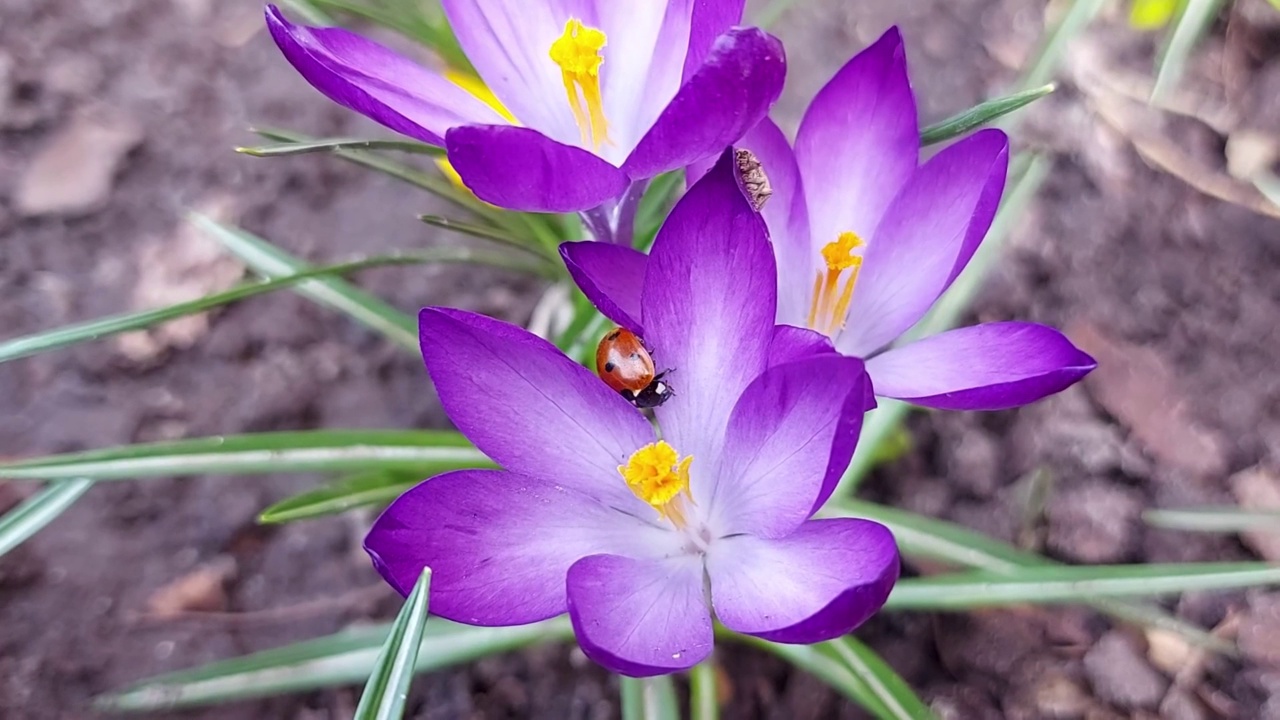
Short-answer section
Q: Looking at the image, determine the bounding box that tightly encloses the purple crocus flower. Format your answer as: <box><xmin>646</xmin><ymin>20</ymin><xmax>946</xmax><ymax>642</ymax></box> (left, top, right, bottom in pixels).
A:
<box><xmin>563</xmin><ymin>27</ymin><xmax>1096</xmax><ymax>411</ymax></box>
<box><xmin>265</xmin><ymin>2</ymin><xmax>785</xmax><ymax>219</ymax></box>
<box><xmin>365</xmin><ymin>153</ymin><xmax>899</xmax><ymax>676</ymax></box>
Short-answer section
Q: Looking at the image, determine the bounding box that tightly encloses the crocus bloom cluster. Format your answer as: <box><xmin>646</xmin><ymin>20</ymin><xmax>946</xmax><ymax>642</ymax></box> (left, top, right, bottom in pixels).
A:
<box><xmin>365</xmin><ymin>154</ymin><xmax>899</xmax><ymax>676</ymax></box>
<box><xmin>266</xmin><ymin>1</ymin><xmax>785</xmax><ymax>215</ymax></box>
<box><xmin>564</xmin><ymin>28</ymin><xmax>1096</xmax><ymax>411</ymax></box>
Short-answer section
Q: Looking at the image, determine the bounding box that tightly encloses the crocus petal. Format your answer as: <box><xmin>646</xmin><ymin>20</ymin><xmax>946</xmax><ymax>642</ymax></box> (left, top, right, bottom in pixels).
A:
<box><xmin>682</xmin><ymin>0</ymin><xmax>747</xmax><ymax>80</ymax></box>
<box><xmin>767</xmin><ymin>324</ymin><xmax>834</xmax><ymax>367</ymax></box>
<box><xmin>567</xmin><ymin>553</ymin><xmax>712</xmax><ymax>676</ymax></box>
<box><xmin>707</xmin><ymin>518</ymin><xmax>899</xmax><ymax>644</ymax></box>
<box><xmin>439</xmin><ymin>0</ymin><xmax>584</xmax><ymax>146</ymax></box>
<box><xmin>445</xmin><ymin>125</ymin><xmax>630</xmax><ymax>212</ymax></box>
<box><xmin>598</xmin><ymin>0</ymin><xmax>694</xmax><ymax>157</ymax></box>
<box><xmin>622</xmin><ymin>28</ymin><xmax>786</xmax><ymax>180</ymax></box>
<box><xmin>366</xmin><ymin>470</ymin><xmax>680</xmax><ymax>625</ymax></box>
<box><xmin>945</xmin><ymin>144</ymin><xmax>1008</xmax><ymax>289</ymax></box>
<box><xmin>266</xmin><ymin>5</ymin><xmax>506</xmax><ymax>146</ymax></box>
<box><xmin>688</xmin><ymin>121</ymin><xmax>814</xmax><ymax>326</ymax></box>
<box><xmin>745</xmin><ymin>119</ymin><xmax>813</xmax><ymax>325</ymax></box>
<box><xmin>794</xmin><ymin>27</ymin><xmax>918</xmax><ymax>250</ymax></box>
<box><xmin>418</xmin><ymin>307</ymin><xmax>655</xmax><ymax>512</ymax></box>
<box><xmin>705</xmin><ymin>355</ymin><xmax>867</xmax><ymax>539</ymax></box>
<box><xmin>865</xmin><ymin>322</ymin><xmax>1097</xmax><ymax>410</ymax></box>
<box><xmin>839</xmin><ymin>129</ymin><xmax>1010</xmax><ymax>357</ymax></box>
<box><xmin>560</xmin><ymin>241</ymin><xmax>647</xmax><ymax>335</ymax></box>
<box><xmin>642</xmin><ymin>151</ymin><xmax>776</xmax><ymax>464</ymax></box>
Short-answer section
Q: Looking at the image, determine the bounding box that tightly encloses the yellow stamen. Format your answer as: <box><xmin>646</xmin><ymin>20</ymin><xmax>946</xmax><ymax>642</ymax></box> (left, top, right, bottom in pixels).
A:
<box><xmin>807</xmin><ymin>231</ymin><xmax>865</xmax><ymax>335</ymax></box>
<box><xmin>445</xmin><ymin>68</ymin><xmax>517</xmax><ymax>123</ymax></box>
<box><xmin>549</xmin><ymin>19</ymin><xmax>611</xmax><ymax>150</ymax></box>
<box><xmin>619</xmin><ymin>441</ymin><xmax>694</xmax><ymax>525</ymax></box>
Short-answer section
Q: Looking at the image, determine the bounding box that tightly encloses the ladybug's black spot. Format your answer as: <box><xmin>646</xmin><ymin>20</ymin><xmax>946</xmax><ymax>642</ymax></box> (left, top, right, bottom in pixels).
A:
<box><xmin>604</xmin><ymin>361</ymin><xmax>616</xmax><ymax>373</ymax></box>
<box><xmin>606</xmin><ymin>330</ymin><xmax>621</xmax><ymax>341</ymax></box>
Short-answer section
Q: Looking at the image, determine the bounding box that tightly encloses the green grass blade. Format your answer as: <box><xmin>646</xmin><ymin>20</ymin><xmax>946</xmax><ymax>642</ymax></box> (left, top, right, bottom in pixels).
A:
<box><xmin>885</xmin><ymin>562</ymin><xmax>1280</xmax><ymax>610</ymax></box>
<box><xmin>1144</xmin><ymin>507</ymin><xmax>1280</xmax><ymax>533</ymax></box>
<box><xmin>827</xmin><ymin>498</ymin><xmax>1233</xmax><ymax>652</ymax></box>
<box><xmin>417</xmin><ymin>214</ymin><xmax>555</xmax><ymax>267</ymax></box>
<box><xmin>97</xmin><ymin>617</ymin><xmax>574</xmax><ymax>713</ymax></box>
<box><xmin>354</xmin><ymin>569</ymin><xmax>431</xmax><ymax>720</ymax></box>
<box><xmin>837</xmin><ymin>155</ymin><xmax>1048</xmax><ymax>494</ymax></box>
<box><xmin>0</xmin><ymin>479</ymin><xmax>94</xmax><ymax>557</ymax></box>
<box><xmin>732</xmin><ymin>635</ymin><xmax>890</xmax><ymax>718</ymax></box>
<box><xmin>1152</xmin><ymin>0</ymin><xmax>1223</xmax><ymax>102</ymax></box>
<box><xmin>820</xmin><ymin>638</ymin><xmax>935</xmax><ymax>720</ymax></box>
<box><xmin>250</xmin><ymin>128</ymin><xmax>565</xmax><ymax>256</ymax></box>
<box><xmin>689</xmin><ymin>659</ymin><xmax>718</xmax><ymax>720</ymax></box>
<box><xmin>1252</xmin><ymin>171</ymin><xmax>1280</xmax><ymax>210</ymax></box>
<box><xmin>251</xmin><ymin>128</ymin><xmax>502</xmax><ymax>225</ymax></box>
<box><xmin>634</xmin><ymin>170</ymin><xmax>685</xmax><ymax>248</ymax></box>
<box><xmin>0</xmin><ymin>250</ymin><xmax>527</xmax><ymax>364</ymax></box>
<box><xmin>753</xmin><ymin>0</ymin><xmax>800</xmax><ymax>29</ymax></box>
<box><xmin>620</xmin><ymin>676</ymin><xmax>679</xmax><ymax>720</ymax></box>
<box><xmin>259</xmin><ymin>470</ymin><xmax>418</xmax><ymax>523</ymax></box>
<box><xmin>237</xmin><ymin>138</ymin><xmax>443</xmax><ymax>157</ymax></box>
<box><xmin>305</xmin><ymin>0</ymin><xmax>472</xmax><ymax>72</ymax></box>
<box><xmin>191</xmin><ymin>214</ymin><xmax>419</xmax><ymax>352</ymax></box>
<box><xmin>278</xmin><ymin>0</ymin><xmax>335</xmax><ymax>23</ymax></box>
<box><xmin>1018</xmin><ymin>0</ymin><xmax>1108</xmax><ymax>91</ymax></box>
<box><xmin>0</xmin><ymin>430</ymin><xmax>492</xmax><ymax>481</ymax></box>
<box><xmin>921</xmin><ymin>84</ymin><xmax>1055</xmax><ymax>145</ymax></box>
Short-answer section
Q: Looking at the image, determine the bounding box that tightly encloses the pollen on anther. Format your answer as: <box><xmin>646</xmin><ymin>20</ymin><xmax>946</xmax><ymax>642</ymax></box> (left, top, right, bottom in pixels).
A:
<box><xmin>618</xmin><ymin>441</ymin><xmax>692</xmax><ymax>516</ymax></box>
<box><xmin>549</xmin><ymin>18</ymin><xmax>611</xmax><ymax>150</ymax></box>
<box><xmin>821</xmin><ymin>231</ymin><xmax>865</xmax><ymax>271</ymax></box>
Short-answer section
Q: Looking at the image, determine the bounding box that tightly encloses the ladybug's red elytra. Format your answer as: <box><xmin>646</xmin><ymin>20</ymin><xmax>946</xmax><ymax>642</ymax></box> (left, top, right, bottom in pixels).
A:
<box><xmin>595</xmin><ymin>327</ymin><xmax>674</xmax><ymax>409</ymax></box>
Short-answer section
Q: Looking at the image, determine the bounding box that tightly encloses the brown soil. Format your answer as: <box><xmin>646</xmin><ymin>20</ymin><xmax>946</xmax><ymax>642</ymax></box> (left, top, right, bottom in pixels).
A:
<box><xmin>2</xmin><ymin>0</ymin><xmax>1279</xmax><ymax>718</ymax></box>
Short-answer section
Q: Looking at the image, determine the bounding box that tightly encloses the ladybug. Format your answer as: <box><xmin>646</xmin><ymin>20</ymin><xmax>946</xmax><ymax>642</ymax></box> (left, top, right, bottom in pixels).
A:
<box><xmin>595</xmin><ymin>327</ymin><xmax>674</xmax><ymax>409</ymax></box>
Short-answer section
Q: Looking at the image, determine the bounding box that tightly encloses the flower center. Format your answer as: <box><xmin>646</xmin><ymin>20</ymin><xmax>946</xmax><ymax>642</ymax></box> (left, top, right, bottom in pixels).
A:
<box><xmin>549</xmin><ymin>18</ymin><xmax>611</xmax><ymax>151</ymax></box>
<box><xmin>619</xmin><ymin>441</ymin><xmax>694</xmax><ymax>528</ymax></box>
<box><xmin>807</xmin><ymin>231</ymin><xmax>865</xmax><ymax>336</ymax></box>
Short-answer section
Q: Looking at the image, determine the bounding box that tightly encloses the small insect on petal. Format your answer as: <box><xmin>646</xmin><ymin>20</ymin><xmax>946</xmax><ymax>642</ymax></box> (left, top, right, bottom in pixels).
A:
<box><xmin>735</xmin><ymin>148</ymin><xmax>772</xmax><ymax>212</ymax></box>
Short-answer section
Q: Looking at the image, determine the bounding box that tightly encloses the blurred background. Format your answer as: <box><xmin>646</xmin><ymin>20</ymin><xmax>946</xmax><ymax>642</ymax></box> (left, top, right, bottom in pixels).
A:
<box><xmin>1</xmin><ymin>0</ymin><xmax>1279</xmax><ymax>717</ymax></box>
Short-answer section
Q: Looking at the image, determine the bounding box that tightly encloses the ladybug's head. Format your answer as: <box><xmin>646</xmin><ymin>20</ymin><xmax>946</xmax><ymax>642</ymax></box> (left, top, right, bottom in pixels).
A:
<box><xmin>632</xmin><ymin>380</ymin><xmax>673</xmax><ymax>409</ymax></box>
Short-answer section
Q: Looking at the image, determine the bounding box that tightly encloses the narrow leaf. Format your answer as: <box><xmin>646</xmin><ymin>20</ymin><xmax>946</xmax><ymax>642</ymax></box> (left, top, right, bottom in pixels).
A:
<box><xmin>820</xmin><ymin>637</ymin><xmax>935</xmax><ymax>720</ymax></box>
<box><xmin>250</xmin><ymin>128</ymin><xmax>502</xmax><ymax>227</ymax></box>
<box><xmin>1253</xmin><ymin>171</ymin><xmax>1280</xmax><ymax>210</ymax></box>
<box><xmin>688</xmin><ymin>659</ymin><xmax>719</xmax><ymax>720</ymax></box>
<box><xmin>258</xmin><ymin>471</ymin><xmax>419</xmax><ymax>524</ymax></box>
<box><xmin>353</xmin><ymin>569</ymin><xmax>431</xmax><ymax>720</ymax></box>
<box><xmin>238</xmin><ymin>138</ymin><xmax>443</xmax><ymax>157</ymax></box>
<box><xmin>620</xmin><ymin>676</ymin><xmax>679</xmax><ymax>720</ymax></box>
<box><xmin>921</xmin><ymin>84</ymin><xmax>1055</xmax><ymax>145</ymax></box>
<box><xmin>0</xmin><ymin>250</ymin><xmax>527</xmax><ymax>364</ymax></box>
<box><xmin>0</xmin><ymin>479</ymin><xmax>94</xmax><ymax>558</ymax></box>
<box><xmin>837</xmin><ymin>155</ymin><xmax>1048</xmax><ymax>494</ymax></box>
<box><xmin>886</xmin><ymin>562</ymin><xmax>1280</xmax><ymax>609</ymax></box>
<box><xmin>730</xmin><ymin>634</ymin><xmax>891</xmax><ymax>718</ymax></box>
<box><xmin>417</xmin><ymin>214</ymin><xmax>545</xmax><ymax>257</ymax></box>
<box><xmin>97</xmin><ymin>617</ymin><xmax>574</xmax><ymax>712</ymax></box>
<box><xmin>827</xmin><ymin>498</ymin><xmax>1234</xmax><ymax>652</ymax></box>
<box><xmin>191</xmin><ymin>214</ymin><xmax>418</xmax><ymax>352</ymax></box>
<box><xmin>1018</xmin><ymin>0</ymin><xmax>1107</xmax><ymax>91</ymax></box>
<box><xmin>278</xmin><ymin>0</ymin><xmax>334</xmax><ymax>24</ymax></box>
<box><xmin>1143</xmin><ymin>507</ymin><xmax>1280</xmax><ymax>533</ymax></box>
<box><xmin>1152</xmin><ymin>0</ymin><xmax>1223</xmax><ymax>102</ymax></box>
<box><xmin>0</xmin><ymin>430</ymin><xmax>492</xmax><ymax>481</ymax></box>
